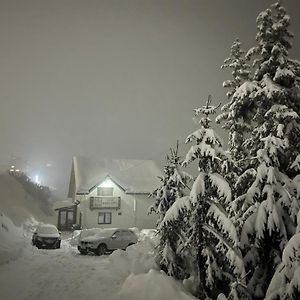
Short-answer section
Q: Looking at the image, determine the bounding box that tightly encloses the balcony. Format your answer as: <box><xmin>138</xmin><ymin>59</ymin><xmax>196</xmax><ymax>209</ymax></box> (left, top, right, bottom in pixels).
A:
<box><xmin>89</xmin><ymin>196</ymin><xmax>121</xmax><ymax>210</ymax></box>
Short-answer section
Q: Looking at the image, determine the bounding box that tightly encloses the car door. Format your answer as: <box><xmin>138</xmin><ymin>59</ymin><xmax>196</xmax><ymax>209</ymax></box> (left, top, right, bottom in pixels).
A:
<box><xmin>122</xmin><ymin>231</ymin><xmax>135</xmax><ymax>247</ymax></box>
<box><xmin>109</xmin><ymin>231</ymin><xmax>124</xmax><ymax>249</ymax></box>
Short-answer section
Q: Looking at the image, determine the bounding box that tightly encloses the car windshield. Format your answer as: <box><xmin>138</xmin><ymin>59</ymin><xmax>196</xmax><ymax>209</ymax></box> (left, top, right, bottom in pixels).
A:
<box><xmin>37</xmin><ymin>226</ymin><xmax>58</xmax><ymax>234</ymax></box>
<box><xmin>94</xmin><ymin>229</ymin><xmax>117</xmax><ymax>238</ymax></box>
<box><xmin>79</xmin><ymin>228</ymin><xmax>104</xmax><ymax>239</ymax></box>
<box><xmin>80</xmin><ymin>228</ymin><xmax>118</xmax><ymax>239</ymax></box>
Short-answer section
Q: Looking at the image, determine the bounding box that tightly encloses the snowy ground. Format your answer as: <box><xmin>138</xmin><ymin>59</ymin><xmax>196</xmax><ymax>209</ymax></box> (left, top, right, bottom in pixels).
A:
<box><xmin>0</xmin><ymin>214</ymin><xmax>196</xmax><ymax>300</ymax></box>
<box><xmin>0</xmin><ymin>241</ymin><xmax>119</xmax><ymax>300</ymax></box>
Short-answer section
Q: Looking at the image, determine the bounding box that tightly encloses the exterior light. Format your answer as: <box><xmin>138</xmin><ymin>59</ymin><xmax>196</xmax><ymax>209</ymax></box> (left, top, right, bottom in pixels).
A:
<box><xmin>99</xmin><ymin>177</ymin><xmax>114</xmax><ymax>188</ymax></box>
<box><xmin>35</xmin><ymin>175</ymin><xmax>41</xmax><ymax>184</ymax></box>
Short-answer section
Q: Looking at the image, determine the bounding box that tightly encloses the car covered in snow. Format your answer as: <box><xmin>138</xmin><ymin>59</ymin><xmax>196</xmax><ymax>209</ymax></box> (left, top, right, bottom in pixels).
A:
<box><xmin>77</xmin><ymin>228</ymin><xmax>138</xmax><ymax>255</ymax></box>
<box><xmin>32</xmin><ymin>224</ymin><xmax>61</xmax><ymax>249</ymax></box>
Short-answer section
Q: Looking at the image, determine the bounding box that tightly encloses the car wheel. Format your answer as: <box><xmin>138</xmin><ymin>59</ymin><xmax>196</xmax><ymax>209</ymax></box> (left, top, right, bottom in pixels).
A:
<box><xmin>79</xmin><ymin>250</ymin><xmax>88</xmax><ymax>255</ymax></box>
<box><xmin>56</xmin><ymin>241</ymin><xmax>61</xmax><ymax>249</ymax></box>
<box><xmin>96</xmin><ymin>244</ymin><xmax>107</xmax><ymax>256</ymax></box>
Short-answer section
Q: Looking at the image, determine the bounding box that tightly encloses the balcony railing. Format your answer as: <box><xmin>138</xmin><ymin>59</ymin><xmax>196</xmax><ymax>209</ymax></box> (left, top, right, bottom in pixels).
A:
<box><xmin>89</xmin><ymin>196</ymin><xmax>121</xmax><ymax>210</ymax></box>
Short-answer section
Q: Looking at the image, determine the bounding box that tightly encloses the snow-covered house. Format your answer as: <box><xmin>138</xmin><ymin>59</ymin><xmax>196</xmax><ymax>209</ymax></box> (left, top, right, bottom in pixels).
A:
<box><xmin>57</xmin><ymin>156</ymin><xmax>162</xmax><ymax>231</ymax></box>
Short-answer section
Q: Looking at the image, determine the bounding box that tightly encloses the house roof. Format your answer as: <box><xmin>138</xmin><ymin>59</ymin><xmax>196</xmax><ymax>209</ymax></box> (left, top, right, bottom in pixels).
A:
<box><xmin>53</xmin><ymin>200</ymin><xmax>75</xmax><ymax>211</ymax></box>
<box><xmin>68</xmin><ymin>156</ymin><xmax>163</xmax><ymax>196</ymax></box>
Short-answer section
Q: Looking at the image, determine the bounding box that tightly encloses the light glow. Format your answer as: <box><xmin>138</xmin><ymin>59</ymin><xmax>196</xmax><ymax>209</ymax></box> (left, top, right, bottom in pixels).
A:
<box><xmin>99</xmin><ymin>177</ymin><xmax>114</xmax><ymax>188</ymax></box>
<box><xmin>35</xmin><ymin>175</ymin><xmax>41</xmax><ymax>185</ymax></box>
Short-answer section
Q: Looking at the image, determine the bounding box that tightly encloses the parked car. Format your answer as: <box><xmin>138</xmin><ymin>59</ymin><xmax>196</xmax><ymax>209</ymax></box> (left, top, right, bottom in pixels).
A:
<box><xmin>32</xmin><ymin>224</ymin><xmax>61</xmax><ymax>249</ymax></box>
<box><xmin>77</xmin><ymin>228</ymin><xmax>138</xmax><ymax>255</ymax></box>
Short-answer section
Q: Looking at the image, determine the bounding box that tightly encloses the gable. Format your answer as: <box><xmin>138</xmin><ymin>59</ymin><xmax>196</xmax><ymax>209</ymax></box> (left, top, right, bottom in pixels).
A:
<box><xmin>70</xmin><ymin>156</ymin><xmax>163</xmax><ymax>196</ymax></box>
<box><xmin>88</xmin><ymin>176</ymin><xmax>126</xmax><ymax>195</ymax></box>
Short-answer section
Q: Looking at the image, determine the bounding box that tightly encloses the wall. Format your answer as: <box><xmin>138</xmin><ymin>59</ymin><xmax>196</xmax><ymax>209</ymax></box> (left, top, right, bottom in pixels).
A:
<box><xmin>76</xmin><ymin>183</ymin><xmax>158</xmax><ymax>229</ymax></box>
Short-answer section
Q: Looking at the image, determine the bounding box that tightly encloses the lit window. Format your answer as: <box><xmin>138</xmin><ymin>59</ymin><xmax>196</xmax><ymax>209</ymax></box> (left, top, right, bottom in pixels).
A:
<box><xmin>98</xmin><ymin>212</ymin><xmax>112</xmax><ymax>224</ymax></box>
<box><xmin>97</xmin><ymin>187</ymin><xmax>113</xmax><ymax>196</ymax></box>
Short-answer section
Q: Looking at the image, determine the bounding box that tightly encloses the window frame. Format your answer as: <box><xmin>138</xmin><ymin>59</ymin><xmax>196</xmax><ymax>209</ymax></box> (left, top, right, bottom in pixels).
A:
<box><xmin>97</xmin><ymin>187</ymin><xmax>114</xmax><ymax>196</ymax></box>
<box><xmin>98</xmin><ymin>212</ymin><xmax>112</xmax><ymax>224</ymax></box>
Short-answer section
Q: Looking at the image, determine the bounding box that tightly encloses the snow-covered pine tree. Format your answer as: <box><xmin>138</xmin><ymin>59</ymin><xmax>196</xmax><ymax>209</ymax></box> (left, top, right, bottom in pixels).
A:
<box><xmin>239</xmin><ymin>104</ymin><xmax>299</xmax><ymax>299</ymax></box>
<box><xmin>216</xmin><ymin>39</ymin><xmax>257</xmax><ymax>232</ymax></box>
<box><xmin>245</xmin><ymin>1</ymin><xmax>300</xmax><ymax>178</ymax></box>
<box><xmin>149</xmin><ymin>142</ymin><xmax>192</xmax><ymax>279</ymax></box>
<box><xmin>265</xmin><ymin>210</ymin><xmax>300</xmax><ymax>299</ymax></box>
<box><xmin>161</xmin><ymin>96</ymin><xmax>245</xmax><ymax>299</ymax></box>
<box><xmin>217</xmin><ymin>39</ymin><xmax>251</xmax><ymax>162</ymax></box>
<box><xmin>230</xmin><ymin>2</ymin><xmax>300</xmax><ymax>298</ymax></box>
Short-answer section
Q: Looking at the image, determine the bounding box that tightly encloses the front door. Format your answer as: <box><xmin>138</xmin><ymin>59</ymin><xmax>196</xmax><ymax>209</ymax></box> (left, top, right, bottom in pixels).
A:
<box><xmin>58</xmin><ymin>206</ymin><xmax>76</xmax><ymax>231</ymax></box>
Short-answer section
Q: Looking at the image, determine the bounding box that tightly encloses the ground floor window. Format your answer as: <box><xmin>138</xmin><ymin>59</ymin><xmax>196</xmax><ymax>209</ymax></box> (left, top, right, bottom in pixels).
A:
<box><xmin>98</xmin><ymin>212</ymin><xmax>112</xmax><ymax>224</ymax></box>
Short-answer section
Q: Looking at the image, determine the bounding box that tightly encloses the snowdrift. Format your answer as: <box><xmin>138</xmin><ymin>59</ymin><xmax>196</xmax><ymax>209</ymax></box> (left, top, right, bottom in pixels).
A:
<box><xmin>118</xmin><ymin>269</ymin><xmax>197</xmax><ymax>300</ymax></box>
<box><xmin>0</xmin><ymin>172</ymin><xmax>56</xmax><ymax>265</ymax></box>
<box><xmin>105</xmin><ymin>233</ymin><xmax>195</xmax><ymax>300</ymax></box>
<box><xmin>0</xmin><ymin>213</ymin><xmax>36</xmax><ymax>264</ymax></box>
<box><xmin>64</xmin><ymin>229</ymin><xmax>196</xmax><ymax>300</ymax></box>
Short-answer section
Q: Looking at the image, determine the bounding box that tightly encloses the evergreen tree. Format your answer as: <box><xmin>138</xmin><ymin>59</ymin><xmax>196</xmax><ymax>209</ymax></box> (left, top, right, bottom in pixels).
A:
<box><xmin>223</xmin><ymin>2</ymin><xmax>300</xmax><ymax>298</ymax></box>
<box><xmin>239</xmin><ymin>104</ymin><xmax>298</xmax><ymax>298</ymax></box>
<box><xmin>149</xmin><ymin>142</ymin><xmax>192</xmax><ymax>278</ymax></box>
<box><xmin>216</xmin><ymin>39</ymin><xmax>257</xmax><ymax>234</ymax></box>
<box><xmin>162</xmin><ymin>96</ymin><xmax>245</xmax><ymax>299</ymax></box>
<box><xmin>245</xmin><ymin>1</ymin><xmax>300</xmax><ymax>177</ymax></box>
<box><xmin>265</xmin><ymin>210</ymin><xmax>300</xmax><ymax>299</ymax></box>
<box><xmin>217</xmin><ymin>39</ymin><xmax>252</xmax><ymax>162</ymax></box>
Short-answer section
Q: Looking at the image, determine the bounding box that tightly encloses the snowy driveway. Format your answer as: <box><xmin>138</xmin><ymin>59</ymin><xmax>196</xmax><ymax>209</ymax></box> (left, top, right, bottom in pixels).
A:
<box><xmin>0</xmin><ymin>241</ymin><xmax>121</xmax><ymax>300</ymax></box>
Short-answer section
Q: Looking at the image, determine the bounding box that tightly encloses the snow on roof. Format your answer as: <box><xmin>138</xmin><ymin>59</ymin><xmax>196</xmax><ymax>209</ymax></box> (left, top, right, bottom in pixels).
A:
<box><xmin>71</xmin><ymin>156</ymin><xmax>163</xmax><ymax>195</ymax></box>
<box><xmin>53</xmin><ymin>200</ymin><xmax>74</xmax><ymax>210</ymax></box>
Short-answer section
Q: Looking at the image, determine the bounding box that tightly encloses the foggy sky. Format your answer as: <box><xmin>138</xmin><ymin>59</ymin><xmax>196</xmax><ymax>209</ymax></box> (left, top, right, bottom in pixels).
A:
<box><xmin>1</xmin><ymin>0</ymin><xmax>300</xmax><ymax>197</ymax></box>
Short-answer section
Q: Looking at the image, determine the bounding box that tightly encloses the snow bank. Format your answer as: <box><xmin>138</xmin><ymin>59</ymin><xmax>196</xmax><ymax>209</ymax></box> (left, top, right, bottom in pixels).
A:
<box><xmin>0</xmin><ymin>212</ymin><xmax>36</xmax><ymax>265</ymax></box>
<box><xmin>138</xmin><ymin>229</ymin><xmax>158</xmax><ymax>241</ymax></box>
<box><xmin>108</xmin><ymin>236</ymin><xmax>159</xmax><ymax>278</ymax></box>
<box><xmin>117</xmin><ymin>269</ymin><xmax>197</xmax><ymax>300</ymax></box>
<box><xmin>64</xmin><ymin>230</ymin><xmax>81</xmax><ymax>246</ymax></box>
<box><xmin>106</xmin><ymin>230</ymin><xmax>197</xmax><ymax>300</ymax></box>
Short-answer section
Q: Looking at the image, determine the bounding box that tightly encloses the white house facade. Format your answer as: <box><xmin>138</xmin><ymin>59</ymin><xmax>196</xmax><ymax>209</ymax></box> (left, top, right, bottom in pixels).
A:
<box><xmin>57</xmin><ymin>156</ymin><xmax>162</xmax><ymax>231</ymax></box>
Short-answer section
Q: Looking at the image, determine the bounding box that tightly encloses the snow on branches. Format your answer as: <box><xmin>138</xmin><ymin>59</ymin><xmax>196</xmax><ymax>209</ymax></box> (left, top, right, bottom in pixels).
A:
<box><xmin>178</xmin><ymin>96</ymin><xmax>245</xmax><ymax>298</ymax></box>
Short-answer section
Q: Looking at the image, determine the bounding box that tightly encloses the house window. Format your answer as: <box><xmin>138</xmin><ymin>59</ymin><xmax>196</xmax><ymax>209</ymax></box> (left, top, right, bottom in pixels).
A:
<box><xmin>97</xmin><ymin>187</ymin><xmax>113</xmax><ymax>196</ymax></box>
<box><xmin>98</xmin><ymin>212</ymin><xmax>112</xmax><ymax>224</ymax></box>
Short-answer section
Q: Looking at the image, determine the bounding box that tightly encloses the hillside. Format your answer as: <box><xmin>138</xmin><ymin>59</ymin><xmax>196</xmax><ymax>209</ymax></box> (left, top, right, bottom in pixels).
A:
<box><xmin>0</xmin><ymin>172</ymin><xmax>56</xmax><ymax>226</ymax></box>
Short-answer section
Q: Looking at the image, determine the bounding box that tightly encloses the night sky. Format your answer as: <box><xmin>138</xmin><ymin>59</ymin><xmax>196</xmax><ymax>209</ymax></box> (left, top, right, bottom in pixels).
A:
<box><xmin>1</xmin><ymin>0</ymin><xmax>300</xmax><ymax>197</ymax></box>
